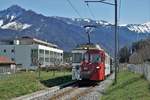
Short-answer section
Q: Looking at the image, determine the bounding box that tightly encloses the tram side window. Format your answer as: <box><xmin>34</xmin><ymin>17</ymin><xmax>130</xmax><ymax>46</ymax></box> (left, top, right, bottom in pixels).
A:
<box><xmin>73</xmin><ymin>53</ymin><xmax>82</xmax><ymax>63</ymax></box>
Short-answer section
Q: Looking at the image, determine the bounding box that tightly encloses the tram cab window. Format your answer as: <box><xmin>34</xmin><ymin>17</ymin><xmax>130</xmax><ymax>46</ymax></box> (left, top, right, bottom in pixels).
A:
<box><xmin>91</xmin><ymin>54</ymin><xmax>101</xmax><ymax>63</ymax></box>
<box><xmin>85</xmin><ymin>53</ymin><xmax>101</xmax><ymax>63</ymax></box>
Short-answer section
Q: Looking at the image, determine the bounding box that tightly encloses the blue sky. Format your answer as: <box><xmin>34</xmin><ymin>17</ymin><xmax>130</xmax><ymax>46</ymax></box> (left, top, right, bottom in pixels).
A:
<box><xmin>0</xmin><ymin>0</ymin><xmax>150</xmax><ymax>24</ymax></box>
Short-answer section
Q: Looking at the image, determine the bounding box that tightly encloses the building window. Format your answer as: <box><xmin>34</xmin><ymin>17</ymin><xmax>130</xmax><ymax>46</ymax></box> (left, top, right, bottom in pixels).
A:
<box><xmin>3</xmin><ymin>49</ymin><xmax>6</xmax><ymax>53</ymax></box>
<box><xmin>31</xmin><ymin>49</ymin><xmax>38</xmax><ymax>65</ymax></box>
<box><xmin>45</xmin><ymin>50</ymin><xmax>49</xmax><ymax>55</ymax></box>
<box><xmin>39</xmin><ymin>49</ymin><xmax>44</xmax><ymax>54</ymax></box>
<box><xmin>39</xmin><ymin>57</ymin><xmax>44</xmax><ymax>64</ymax></box>
<box><xmin>11</xmin><ymin>49</ymin><xmax>14</xmax><ymax>53</ymax></box>
<box><xmin>45</xmin><ymin>58</ymin><xmax>49</xmax><ymax>62</ymax></box>
<box><xmin>11</xmin><ymin>58</ymin><xmax>14</xmax><ymax>61</ymax></box>
<box><xmin>54</xmin><ymin>52</ymin><xmax>57</xmax><ymax>57</ymax></box>
<box><xmin>50</xmin><ymin>51</ymin><xmax>53</xmax><ymax>57</ymax></box>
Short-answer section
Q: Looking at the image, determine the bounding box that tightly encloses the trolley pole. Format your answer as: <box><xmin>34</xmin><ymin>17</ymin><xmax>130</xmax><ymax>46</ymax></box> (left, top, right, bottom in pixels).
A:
<box><xmin>84</xmin><ymin>25</ymin><xmax>96</xmax><ymax>44</ymax></box>
<box><xmin>87</xmin><ymin>30</ymin><xmax>91</xmax><ymax>44</ymax></box>
<box><xmin>84</xmin><ymin>0</ymin><xmax>118</xmax><ymax>84</ymax></box>
<box><xmin>84</xmin><ymin>25</ymin><xmax>96</xmax><ymax>61</ymax></box>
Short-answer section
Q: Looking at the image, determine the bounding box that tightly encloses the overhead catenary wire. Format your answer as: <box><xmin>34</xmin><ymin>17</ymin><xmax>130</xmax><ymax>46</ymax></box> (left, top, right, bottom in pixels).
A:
<box><xmin>85</xmin><ymin>3</ymin><xmax>96</xmax><ymax>20</ymax></box>
<box><xmin>85</xmin><ymin>0</ymin><xmax>115</xmax><ymax>6</ymax></box>
<box><xmin>66</xmin><ymin>0</ymin><xmax>83</xmax><ymax>18</ymax></box>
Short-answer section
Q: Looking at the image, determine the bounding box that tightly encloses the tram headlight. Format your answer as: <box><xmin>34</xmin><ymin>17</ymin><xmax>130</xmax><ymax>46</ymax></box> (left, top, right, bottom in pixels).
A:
<box><xmin>96</xmin><ymin>66</ymin><xmax>100</xmax><ymax>69</ymax></box>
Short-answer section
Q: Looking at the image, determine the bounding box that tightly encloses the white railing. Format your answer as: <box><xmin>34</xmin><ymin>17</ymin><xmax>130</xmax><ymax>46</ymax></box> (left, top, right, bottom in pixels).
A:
<box><xmin>127</xmin><ymin>62</ymin><xmax>150</xmax><ymax>81</ymax></box>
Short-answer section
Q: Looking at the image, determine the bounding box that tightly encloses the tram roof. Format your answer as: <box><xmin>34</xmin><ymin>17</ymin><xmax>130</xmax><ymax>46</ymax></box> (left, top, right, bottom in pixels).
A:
<box><xmin>72</xmin><ymin>43</ymin><xmax>103</xmax><ymax>50</ymax></box>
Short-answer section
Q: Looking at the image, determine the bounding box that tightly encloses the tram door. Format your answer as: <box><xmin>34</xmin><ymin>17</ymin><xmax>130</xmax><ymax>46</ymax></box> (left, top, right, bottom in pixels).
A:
<box><xmin>72</xmin><ymin>52</ymin><xmax>83</xmax><ymax>80</ymax></box>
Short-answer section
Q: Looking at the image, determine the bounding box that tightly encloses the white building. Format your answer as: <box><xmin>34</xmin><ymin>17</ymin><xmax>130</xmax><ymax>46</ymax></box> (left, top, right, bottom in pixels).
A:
<box><xmin>0</xmin><ymin>37</ymin><xmax>63</xmax><ymax>69</ymax></box>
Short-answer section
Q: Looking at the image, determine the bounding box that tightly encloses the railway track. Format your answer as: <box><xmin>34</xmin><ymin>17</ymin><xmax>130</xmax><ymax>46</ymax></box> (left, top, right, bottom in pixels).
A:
<box><xmin>49</xmin><ymin>81</ymin><xmax>98</xmax><ymax>100</ymax></box>
<box><xmin>49</xmin><ymin>74</ymin><xmax>114</xmax><ymax>100</ymax></box>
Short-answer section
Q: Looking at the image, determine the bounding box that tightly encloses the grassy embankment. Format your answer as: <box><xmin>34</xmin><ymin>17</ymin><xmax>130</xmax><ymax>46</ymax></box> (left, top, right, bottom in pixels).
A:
<box><xmin>0</xmin><ymin>71</ymin><xmax>71</xmax><ymax>99</ymax></box>
<box><xmin>102</xmin><ymin>71</ymin><xmax>150</xmax><ymax>100</ymax></box>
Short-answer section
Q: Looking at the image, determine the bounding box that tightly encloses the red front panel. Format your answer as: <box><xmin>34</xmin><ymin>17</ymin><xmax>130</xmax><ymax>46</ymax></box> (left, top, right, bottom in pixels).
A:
<box><xmin>90</xmin><ymin>63</ymin><xmax>105</xmax><ymax>81</ymax></box>
<box><xmin>81</xmin><ymin>49</ymin><xmax>106</xmax><ymax>81</ymax></box>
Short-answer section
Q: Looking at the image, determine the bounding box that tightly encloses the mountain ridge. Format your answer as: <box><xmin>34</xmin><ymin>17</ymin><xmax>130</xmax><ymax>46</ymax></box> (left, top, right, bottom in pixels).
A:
<box><xmin>0</xmin><ymin>5</ymin><xmax>150</xmax><ymax>55</ymax></box>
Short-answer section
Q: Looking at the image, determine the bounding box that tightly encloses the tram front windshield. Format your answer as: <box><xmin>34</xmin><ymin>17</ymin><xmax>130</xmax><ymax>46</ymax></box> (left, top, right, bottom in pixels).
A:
<box><xmin>84</xmin><ymin>53</ymin><xmax>101</xmax><ymax>63</ymax></box>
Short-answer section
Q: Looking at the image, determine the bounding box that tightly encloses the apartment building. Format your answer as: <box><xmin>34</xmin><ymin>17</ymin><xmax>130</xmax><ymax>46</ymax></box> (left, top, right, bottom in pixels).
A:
<box><xmin>0</xmin><ymin>37</ymin><xmax>63</xmax><ymax>69</ymax></box>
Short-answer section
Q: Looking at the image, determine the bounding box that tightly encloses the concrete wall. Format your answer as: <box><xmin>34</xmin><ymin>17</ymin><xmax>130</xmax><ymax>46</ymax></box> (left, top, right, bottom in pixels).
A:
<box><xmin>0</xmin><ymin>45</ymin><xmax>37</xmax><ymax>69</ymax></box>
<box><xmin>15</xmin><ymin>45</ymin><xmax>33</xmax><ymax>68</ymax></box>
<box><xmin>127</xmin><ymin>62</ymin><xmax>150</xmax><ymax>81</ymax></box>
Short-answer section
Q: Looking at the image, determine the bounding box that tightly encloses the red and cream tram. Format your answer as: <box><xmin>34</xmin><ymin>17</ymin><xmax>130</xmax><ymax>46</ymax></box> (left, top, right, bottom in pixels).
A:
<box><xmin>72</xmin><ymin>44</ymin><xmax>112</xmax><ymax>81</ymax></box>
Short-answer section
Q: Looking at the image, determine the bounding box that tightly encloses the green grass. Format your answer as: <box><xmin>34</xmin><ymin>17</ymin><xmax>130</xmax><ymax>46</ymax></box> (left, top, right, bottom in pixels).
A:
<box><xmin>102</xmin><ymin>71</ymin><xmax>150</xmax><ymax>100</ymax></box>
<box><xmin>0</xmin><ymin>71</ymin><xmax>71</xmax><ymax>100</ymax></box>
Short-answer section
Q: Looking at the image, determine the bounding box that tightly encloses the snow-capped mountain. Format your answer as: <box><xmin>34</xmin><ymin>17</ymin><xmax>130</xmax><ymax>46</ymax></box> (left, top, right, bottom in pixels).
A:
<box><xmin>52</xmin><ymin>16</ymin><xmax>111</xmax><ymax>27</ymax></box>
<box><xmin>0</xmin><ymin>5</ymin><xmax>31</xmax><ymax>30</ymax></box>
<box><xmin>0</xmin><ymin>5</ymin><xmax>150</xmax><ymax>55</ymax></box>
<box><xmin>125</xmin><ymin>22</ymin><xmax>150</xmax><ymax>33</ymax></box>
<box><xmin>1</xmin><ymin>21</ymin><xmax>31</xmax><ymax>30</ymax></box>
<box><xmin>0</xmin><ymin>20</ymin><xmax>3</xmax><ymax>26</ymax></box>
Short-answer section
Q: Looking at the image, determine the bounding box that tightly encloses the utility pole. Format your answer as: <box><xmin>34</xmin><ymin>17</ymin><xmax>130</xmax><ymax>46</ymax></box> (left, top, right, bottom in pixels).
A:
<box><xmin>114</xmin><ymin>0</ymin><xmax>118</xmax><ymax>84</ymax></box>
<box><xmin>84</xmin><ymin>0</ymin><xmax>118</xmax><ymax>84</ymax></box>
